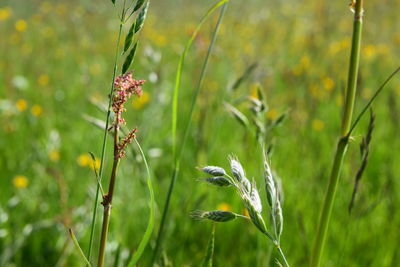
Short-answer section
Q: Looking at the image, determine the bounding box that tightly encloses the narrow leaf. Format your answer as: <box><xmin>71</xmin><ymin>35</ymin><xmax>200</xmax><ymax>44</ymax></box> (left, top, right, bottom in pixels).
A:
<box><xmin>127</xmin><ymin>138</ymin><xmax>155</xmax><ymax>266</ymax></box>
<box><xmin>224</xmin><ymin>102</ymin><xmax>249</xmax><ymax>127</ymax></box>
<box><xmin>230</xmin><ymin>63</ymin><xmax>258</xmax><ymax>91</ymax></box>
<box><xmin>88</xmin><ymin>152</ymin><xmax>105</xmax><ymax>197</ymax></box>
<box><xmin>122</xmin><ymin>42</ymin><xmax>138</xmax><ymax>74</ymax></box>
<box><xmin>348</xmin><ymin>109</ymin><xmax>375</xmax><ymax>213</ymax></box>
<box><xmin>202</xmin><ymin>226</ymin><xmax>215</xmax><ymax>267</ymax></box>
<box><xmin>171</xmin><ymin>0</ymin><xmax>230</xmax><ymax>157</ymax></box>
<box><xmin>133</xmin><ymin>0</ymin><xmax>146</xmax><ymax>12</ymax></box>
<box><xmin>123</xmin><ymin>22</ymin><xmax>136</xmax><ymax>53</ymax></box>
<box><xmin>134</xmin><ymin>1</ymin><xmax>149</xmax><ymax>33</ymax></box>
<box><xmin>68</xmin><ymin>228</ymin><xmax>92</xmax><ymax>267</ymax></box>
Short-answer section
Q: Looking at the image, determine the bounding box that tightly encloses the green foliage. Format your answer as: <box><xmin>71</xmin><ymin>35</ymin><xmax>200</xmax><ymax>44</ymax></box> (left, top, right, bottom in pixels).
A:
<box><xmin>1</xmin><ymin>0</ymin><xmax>399</xmax><ymax>266</ymax></box>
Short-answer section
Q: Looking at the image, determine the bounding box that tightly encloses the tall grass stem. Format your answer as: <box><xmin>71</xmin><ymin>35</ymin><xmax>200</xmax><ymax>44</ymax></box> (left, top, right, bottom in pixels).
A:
<box><xmin>87</xmin><ymin>20</ymin><xmax>124</xmax><ymax>264</ymax></box>
<box><xmin>310</xmin><ymin>1</ymin><xmax>364</xmax><ymax>266</ymax></box>
<box><xmin>151</xmin><ymin>2</ymin><xmax>228</xmax><ymax>263</ymax></box>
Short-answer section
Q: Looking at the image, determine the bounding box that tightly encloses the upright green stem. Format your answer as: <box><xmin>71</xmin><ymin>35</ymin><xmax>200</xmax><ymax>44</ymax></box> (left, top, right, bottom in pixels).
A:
<box><xmin>97</xmin><ymin>120</ymin><xmax>121</xmax><ymax>267</ymax></box>
<box><xmin>341</xmin><ymin>1</ymin><xmax>364</xmax><ymax>135</ymax></box>
<box><xmin>151</xmin><ymin>3</ymin><xmax>228</xmax><ymax>264</ymax></box>
<box><xmin>88</xmin><ymin>1</ymin><xmax>126</xmax><ymax>263</ymax></box>
<box><xmin>277</xmin><ymin>245</ymin><xmax>290</xmax><ymax>267</ymax></box>
<box><xmin>87</xmin><ymin>21</ymin><xmax>124</xmax><ymax>262</ymax></box>
<box><xmin>310</xmin><ymin>1</ymin><xmax>364</xmax><ymax>267</ymax></box>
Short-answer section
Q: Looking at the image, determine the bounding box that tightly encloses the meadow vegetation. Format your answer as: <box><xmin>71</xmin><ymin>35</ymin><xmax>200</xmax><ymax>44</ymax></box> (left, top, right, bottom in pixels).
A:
<box><xmin>1</xmin><ymin>0</ymin><xmax>399</xmax><ymax>266</ymax></box>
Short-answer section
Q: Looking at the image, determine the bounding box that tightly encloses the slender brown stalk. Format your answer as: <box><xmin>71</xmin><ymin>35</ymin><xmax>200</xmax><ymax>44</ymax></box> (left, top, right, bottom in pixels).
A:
<box><xmin>97</xmin><ymin>117</ymin><xmax>121</xmax><ymax>267</ymax></box>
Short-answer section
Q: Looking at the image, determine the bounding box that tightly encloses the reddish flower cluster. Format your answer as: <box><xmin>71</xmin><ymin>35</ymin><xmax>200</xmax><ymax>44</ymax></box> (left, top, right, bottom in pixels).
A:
<box><xmin>111</xmin><ymin>72</ymin><xmax>145</xmax><ymax>159</ymax></box>
<box><xmin>112</xmin><ymin>72</ymin><xmax>145</xmax><ymax>125</ymax></box>
<box><xmin>116</xmin><ymin>128</ymin><xmax>137</xmax><ymax>159</ymax></box>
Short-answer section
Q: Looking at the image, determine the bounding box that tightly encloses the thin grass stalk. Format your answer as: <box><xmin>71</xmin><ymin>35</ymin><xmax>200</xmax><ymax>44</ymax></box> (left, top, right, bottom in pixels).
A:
<box><xmin>97</xmin><ymin>117</ymin><xmax>121</xmax><ymax>267</ymax></box>
<box><xmin>92</xmin><ymin>1</ymin><xmax>128</xmax><ymax>265</ymax></box>
<box><xmin>277</xmin><ymin>246</ymin><xmax>290</xmax><ymax>267</ymax></box>
<box><xmin>69</xmin><ymin>228</ymin><xmax>92</xmax><ymax>267</ymax></box>
<box><xmin>310</xmin><ymin>1</ymin><xmax>364</xmax><ymax>266</ymax></box>
<box><xmin>127</xmin><ymin>138</ymin><xmax>155</xmax><ymax>266</ymax></box>
<box><xmin>87</xmin><ymin>18</ymin><xmax>124</xmax><ymax>264</ymax></box>
<box><xmin>151</xmin><ymin>2</ymin><xmax>228</xmax><ymax>263</ymax></box>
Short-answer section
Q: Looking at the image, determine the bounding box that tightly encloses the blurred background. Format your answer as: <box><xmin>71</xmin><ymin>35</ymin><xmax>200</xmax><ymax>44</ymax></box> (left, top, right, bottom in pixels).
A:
<box><xmin>1</xmin><ymin>0</ymin><xmax>399</xmax><ymax>266</ymax></box>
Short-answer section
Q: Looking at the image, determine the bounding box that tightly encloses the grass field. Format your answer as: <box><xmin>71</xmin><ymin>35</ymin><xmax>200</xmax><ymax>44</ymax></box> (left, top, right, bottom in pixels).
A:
<box><xmin>1</xmin><ymin>0</ymin><xmax>400</xmax><ymax>266</ymax></box>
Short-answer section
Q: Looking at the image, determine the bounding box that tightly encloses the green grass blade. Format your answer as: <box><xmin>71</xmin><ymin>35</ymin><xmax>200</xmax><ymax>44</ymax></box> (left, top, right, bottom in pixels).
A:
<box><xmin>68</xmin><ymin>228</ymin><xmax>92</xmax><ymax>267</ymax></box>
<box><xmin>87</xmin><ymin>22</ymin><xmax>124</xmax><ymax>262</ymax></box>
<box><xmin>152</xmin><ymin>2</ymin><xmax>229</xmax><ymax>264</ymax></box>
<box><xmin>171</xmin><ymin>0</ymin><xmax>230</xmax><ymax>158</ymax></box>
<box><xmin>348</xmin><ymin>66</ymin><xmax>400</xmax><ymax>135</ymax></box>
<box><xmin>202</xmin><ymin>225</ymin><xmax>215</xmax><ymax>267</ymax></box>
<box><xmin>127</xmin><ymin>138</ymin><xmax>155</xmax><ymax>267</ymax></box>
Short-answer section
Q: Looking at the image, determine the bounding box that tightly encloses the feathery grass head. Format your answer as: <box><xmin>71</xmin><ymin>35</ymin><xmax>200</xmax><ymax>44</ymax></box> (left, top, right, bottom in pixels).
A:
<box><xmin>190</xmin><ymin>210</ymin><xmax>238</xmax><ymax>222</ymax></box>
<box><xmin>263</xmin><ymin>150</ymin><xmax>277</xmax><ymax>208</ymax></box>
<box><xmin>201</xmin><ymin>176</ymin><xmax>232</xmax><ymax>187</ymax></box>
<box><xmin>200</xmin><ymin>166</ymin><xmax>227</xmax><ymax>176</ymax></box>
<box><xmin>229</xmin><ymin>156</ymin><xmax>251</xmax><ymax>191</ymax></box>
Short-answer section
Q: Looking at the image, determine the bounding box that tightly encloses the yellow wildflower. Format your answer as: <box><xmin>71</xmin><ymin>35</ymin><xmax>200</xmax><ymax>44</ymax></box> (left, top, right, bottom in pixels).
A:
<box><xmin>312</xmin><ymin>119</ymin><xmax>325</xmax><ymax>131</ymax></box>
<box><xmin>77</xmin><ymin>154</ymin><xmax>90</xmax><ymax>167</ymax></box>
<box><xmin>242</xmin><ymin>208</ymin><xmax>250</xmax><ymax>217</ymax></box>
<box><xmin>155</xmin><ymin>34</ymin><xmax>167</xmax><ymax>47</ymax></box>
<box><xmin>0</xmin><ymin>7</ymin><xmax>12</xmax><ymax>21</ymax></box>
<box><xmin>363</xmin><ymin>44</ymin><xmax>377</xmax><ymax>59</ymax></box>
<box><xmin>16</xmin><ymin>99</ymin><xmax>27</xmax><ymax>111</ymax></box>
<box><xmin>89</xmin><ymin>158</ymin><xmax>101</xmax><ymax>171</ymax></box>
<box><xmin>31</xmin><ymin>104</ymin><xmax>43</xmax><ymax>116</ymax></box>
<box><xmin>48</xmin><ymin>150</ymin><xmax>60</xmax><ymax>162</ymax></box>
<box><xmin>266</xmin><ymin>109</ymin><xmax>279</xmax><ymax>120</ymax></box>
<box><xmin>132</xmin><ymin>91</ymin><xmax>150</xmax><ymax>109</ymax></box>
<box><xmin>217</xmin><ymin>202</ymin><xmax>231</xmax><ymax>211</ymax></box>
<box><xmin>250</xmin><ymin>83</ymin><xmax>260</xmax><ymax>99</ymax></box>
<box><xmin>38</xmin><ymin>74</ymin><xmax>49</xmax><ymax>86</ymax></box>
<box><xmin>322</xmin><ymin>77</ymin><xmax>334</xmax><ymax>92</ymax></box>
<box><xmin>15</xmin><ymin>19</ymin><xmax>27</xmax><ymax>32</ymax></box>
<box><xmin>13</xmin><ymin>175</ymin><xmax>28</xmax><ymax>188</ymax></box>
<box><xmin>340</xmin><ymin>38</ymin><xmax>350</xmax><ymax>49</ymax></box>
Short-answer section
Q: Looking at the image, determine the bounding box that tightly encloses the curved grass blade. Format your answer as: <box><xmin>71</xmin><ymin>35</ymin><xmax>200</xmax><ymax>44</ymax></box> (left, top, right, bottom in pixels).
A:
<box><xmin>348</xmin><ymin>66</ymin><xmax>400</xmax><ymax>135</ymax></box>
<box><xmin>171</xmin><ymin>0</ymin><xmax>230</xmax><ymax>158</ymax></box>
<box><xmin>135</xmin><ymin>1</ymin><xmax>149</xmax><ymax>33</ymax></box>
<box><xmin>68</xmin><ymin>228</ymin><xmax>92</xmax><ymax>267</ymax></box>
<box><xmin>127</xmin><ymin>138</ymin><xmax>155</xmax><ymax>267</ymax></box>
<box><xmin>122</xmin><ymin>41</ymin><xmax>139</xmax><ymax>74</ymax></box>
<box><xmin>87</xmin><ymin>21</ymin><xmax>124</xmax><ymax>262</ymax></box>
<box><xmin>123</xmin><ymin>22</ymin><xmax>136</xmax><ymax>53</ymax></box>
<box><xmin>202</xmin><ymin>225</ymin><xmax>215</xmax><ymax>267</ymax></box>
<box><xmin>153</xmin><ymin>1</ymin><xmax>229</xmax><ymax>264</ymax></box>
<box><xmin>133</xmin><ymin>0</ymin><xmax>146</xmax><ymax>13</ymax></box>
<box><xmin>230</xmin><ymin>63</ymin><xmax>258</xmax><ymax>91</ymax></box>
<box><xmin>88</xmin><ymin>152</ymin><xmax>105</xmax><ymax>197</ymax></box>
<box><xmin>224</xmin><ymin>102</ymin><xmax>249</xmax><ymax>128</ymax></box>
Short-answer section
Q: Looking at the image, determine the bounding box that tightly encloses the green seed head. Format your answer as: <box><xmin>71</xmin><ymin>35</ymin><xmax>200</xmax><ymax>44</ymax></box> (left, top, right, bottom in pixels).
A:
<box><xmin>200</xmin><ymin>166</ymin><xmax>227</xmax><ymax>176</ymax></box>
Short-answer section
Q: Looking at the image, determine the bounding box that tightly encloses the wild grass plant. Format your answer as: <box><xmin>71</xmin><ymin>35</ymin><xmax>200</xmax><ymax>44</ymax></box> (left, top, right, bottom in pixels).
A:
<box><xmin>192</xmin><ymin>151</ymin><xmax>290</xmax><ymax>266</ymax></box>
<box><xmin>68</xmin><ymin>0</ymin><xmax>155</xmax><ymax>266</ymax></box>
<box><xmin>1</xmin><ymin>0</ymin><xmax>400</xmax><ymax>266</ymax></box>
